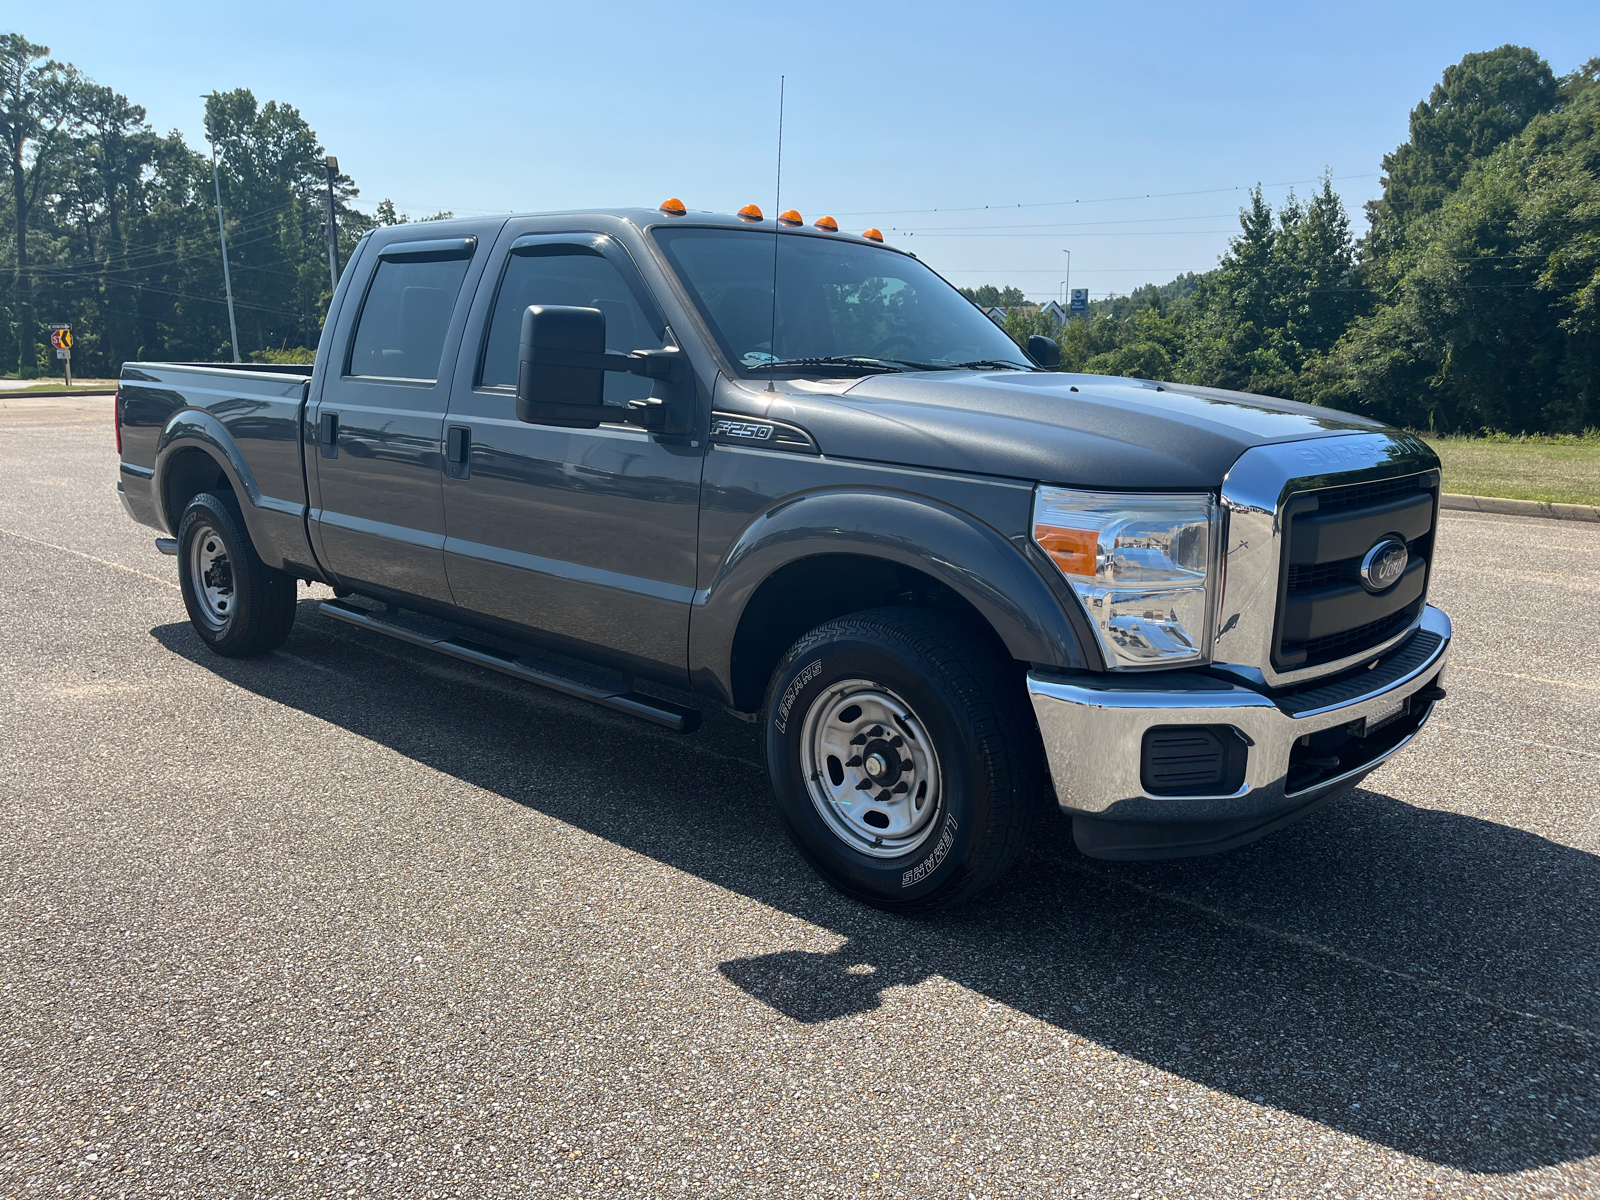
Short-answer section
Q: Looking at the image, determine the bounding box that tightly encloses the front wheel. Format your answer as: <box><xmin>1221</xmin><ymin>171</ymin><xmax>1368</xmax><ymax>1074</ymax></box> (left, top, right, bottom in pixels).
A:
<box><xmin>176</xmin><ymin>492</ymin><xmax>298</xmax><ymax>657</ymax></box>
<box><xmin>763</xmin><ymin>608</ymin><xmax>1041</xmax><ymax>910</ymax></box>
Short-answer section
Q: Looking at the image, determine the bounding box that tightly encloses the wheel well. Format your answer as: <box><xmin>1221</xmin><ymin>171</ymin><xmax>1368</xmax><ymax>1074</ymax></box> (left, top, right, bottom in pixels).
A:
<box><xmin>728</xmin><ymin>553</ymin><xmax>1011</xmax><ymax>712</ymax></box>
<box><xmin>162</xmin><ymin>448</ymin><xmax>232</xmax><ymax>530</ymax></box>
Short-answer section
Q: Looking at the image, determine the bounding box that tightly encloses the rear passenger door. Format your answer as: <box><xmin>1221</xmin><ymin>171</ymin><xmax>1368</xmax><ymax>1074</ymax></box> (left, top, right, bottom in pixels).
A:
<box><xmin>308</xmin><ymin>235</ymin><xmax>484</xmax><ymax>604</ymax></box>
<box><xmin>441</xmin><ymin>228</ymin><xmax>706</xmax><ymax>683</ymax></box>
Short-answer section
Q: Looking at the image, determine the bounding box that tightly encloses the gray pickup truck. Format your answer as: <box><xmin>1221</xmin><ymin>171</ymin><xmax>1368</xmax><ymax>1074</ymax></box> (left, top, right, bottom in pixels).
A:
<box><xmin>115</xmin><ymin>204</ymin><xmax>1451</xmax><ymax>908</ymax></box>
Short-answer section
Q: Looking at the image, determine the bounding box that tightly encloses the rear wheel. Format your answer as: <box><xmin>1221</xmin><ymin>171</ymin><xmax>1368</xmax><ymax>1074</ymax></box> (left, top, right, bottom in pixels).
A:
<box><xmin>763</xmin><ymin>607</ymin><xmax>1041</xmax><ymax>910</ymax></box>
<box><xmin>176</xmin><ymin>492</ymin><xmax>297</xmax><ymax>657</ymax></box>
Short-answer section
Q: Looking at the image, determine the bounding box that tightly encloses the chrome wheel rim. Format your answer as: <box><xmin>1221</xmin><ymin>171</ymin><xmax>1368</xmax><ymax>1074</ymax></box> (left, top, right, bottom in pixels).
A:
<box><xmin>799</xmin><ymin>679</ymin><xmax>943</xmax><ymax>859</ymax></box>
<box><xmin>188</xmin><ymin>522</ymin><xmax>235</xmax><ymax>631</ymax></box>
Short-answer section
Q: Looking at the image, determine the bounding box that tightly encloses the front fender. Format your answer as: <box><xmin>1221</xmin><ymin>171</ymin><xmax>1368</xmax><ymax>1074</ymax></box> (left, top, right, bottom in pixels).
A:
<box><xmin>689</xmin><ymin>487</ymin><xmax>1089</xmax><ymax>706</ymax></box>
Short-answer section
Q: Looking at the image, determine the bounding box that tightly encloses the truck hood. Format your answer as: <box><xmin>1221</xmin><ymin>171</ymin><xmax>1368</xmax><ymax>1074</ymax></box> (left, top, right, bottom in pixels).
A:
<box><xmin>730</xmin><ymin>371</ymin><xmax>1389</xmax><ymax>491</ymax></box>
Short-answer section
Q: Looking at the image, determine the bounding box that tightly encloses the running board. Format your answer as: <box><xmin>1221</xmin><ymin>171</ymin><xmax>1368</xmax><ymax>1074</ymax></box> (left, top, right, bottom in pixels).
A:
<box><xmin>317</xmin><ymin>599</ymin><xmax>702</xmax><ymax>733</ymax></box>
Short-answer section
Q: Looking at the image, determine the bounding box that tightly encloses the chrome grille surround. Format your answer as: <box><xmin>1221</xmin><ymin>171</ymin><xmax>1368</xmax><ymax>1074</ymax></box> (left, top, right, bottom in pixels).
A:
<box><xmin>1213</xmin><ymin>432</ymin><xmax>1440</xmax><ymax>689</ymax></box>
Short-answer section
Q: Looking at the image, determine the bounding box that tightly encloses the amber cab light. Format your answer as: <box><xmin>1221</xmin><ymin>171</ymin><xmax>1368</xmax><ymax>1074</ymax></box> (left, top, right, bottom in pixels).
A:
<box><xmin>737</xmin><ymin>203</ymin><xmax>764</xmax><ymax>222</ymax></box>
<box><xmin>660</xmin><ymin>197</ymin><xmax>687</xmax><ymax>216</ymax></box>
<box><xmin>861</xmin><ymin>227</ymin><xmax>884</xmax><ymax>242</ymax></box>
<box><xmin>778</xmin><ymin>209</ymin><xmax>803</xmax><ymax>227</ymax></box>
<box><xmin>1033</xmin><ymin>524</ymin><xmax>1098</xmax><ymax>580</ymax></box>
<box><xmin>814</xmin><ymin>215</ymin><xmax>838</xmax><ymax>232</ymax></box>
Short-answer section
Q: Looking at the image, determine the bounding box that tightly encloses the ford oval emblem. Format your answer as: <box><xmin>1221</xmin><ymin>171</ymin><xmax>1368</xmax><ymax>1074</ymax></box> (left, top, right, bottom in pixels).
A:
<box><xmin>1359</xmin><ymin>537</ymin><xmax>1409</xmax><ymax>593</ymax></box>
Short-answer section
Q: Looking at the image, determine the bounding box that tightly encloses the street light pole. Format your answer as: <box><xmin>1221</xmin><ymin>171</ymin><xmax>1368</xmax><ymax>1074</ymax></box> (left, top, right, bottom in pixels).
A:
<box><xmin>1062</xmin><ymin>249</ymin><xmax>1072</xmax><ymax>320</ymax></box>
<box><xmin>201</xmin><ymin>94</ymin><xmax>241</xmax><ymax>364</ymax></box>
<box><xmin>324</xmin><ymin>156</ymin><xmax>341</xmax><ymax>294</ymax></box>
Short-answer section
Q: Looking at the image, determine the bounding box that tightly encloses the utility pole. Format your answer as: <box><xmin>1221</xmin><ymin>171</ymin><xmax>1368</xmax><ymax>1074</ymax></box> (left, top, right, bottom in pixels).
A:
<box><xmin>201</xmin><ymin>94</ymin><xmax>241</xmax><ymax>364</ymax></box>
<box><xmin>324</xmin><ymin>156</ymin><xmax>341</xmax><ymax>294</ymax></box>
<box><xmin>1061</xmin><ymin>250</ymin><xmax>1071</xmax><ymax>321</ymax></box>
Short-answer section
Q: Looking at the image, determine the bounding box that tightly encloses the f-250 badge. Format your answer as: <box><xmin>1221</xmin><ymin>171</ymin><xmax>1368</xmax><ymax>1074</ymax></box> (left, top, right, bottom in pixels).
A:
<box><xmin>711</xmin><ymin>419</ymin><xmax>774</xmax><ymax>441</ymax></box>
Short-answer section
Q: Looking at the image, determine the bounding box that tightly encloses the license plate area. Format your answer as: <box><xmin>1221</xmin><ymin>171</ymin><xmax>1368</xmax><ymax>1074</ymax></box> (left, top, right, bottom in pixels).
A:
<box><xmin>1350</xmin><ymin>694</ymin><xmax>1409</xmax><ymax>738</ymax></box>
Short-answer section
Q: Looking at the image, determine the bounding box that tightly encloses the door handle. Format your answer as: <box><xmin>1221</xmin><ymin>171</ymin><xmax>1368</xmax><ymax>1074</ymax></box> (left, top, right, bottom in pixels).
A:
<box><xmin>445</xmin><ymin>424</ymin><xmax>470</xmax><ymax>480</ymax></box>
<box><xmin>319</xmin><ymin>411</ymin><xmax>339</xmax><ymax>459</ymax></box>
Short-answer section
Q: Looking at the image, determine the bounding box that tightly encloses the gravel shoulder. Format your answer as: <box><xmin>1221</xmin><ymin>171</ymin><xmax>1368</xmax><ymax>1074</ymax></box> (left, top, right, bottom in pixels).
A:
<box><xmin>2</xmin><ymin>414</ymin><xmax>1597</xmax><ymax>1199</ymax></box>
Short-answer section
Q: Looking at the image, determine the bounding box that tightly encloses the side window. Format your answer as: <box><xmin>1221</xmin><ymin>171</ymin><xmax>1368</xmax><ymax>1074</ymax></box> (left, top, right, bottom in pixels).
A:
<box><xmin>480</xmin><ymin>246</ymin><xmax>664</xmax><ymax>403</ymax></box>
<box><xmin>347</xmin><ymin>255</ymin><xmax>473</xmax><ymax>382</ymax></box>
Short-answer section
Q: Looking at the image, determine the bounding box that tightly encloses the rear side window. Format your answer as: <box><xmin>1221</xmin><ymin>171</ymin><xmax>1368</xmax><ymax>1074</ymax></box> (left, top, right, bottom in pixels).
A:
<box><xmin>480</xmin><ymin>246</ymin><xmax>664</xmax><ymax>402</ymax></box>
<box><xmin>347</xmin><ymin>255</ymin><xmax>472</xmax><ymax>381</ymax></box>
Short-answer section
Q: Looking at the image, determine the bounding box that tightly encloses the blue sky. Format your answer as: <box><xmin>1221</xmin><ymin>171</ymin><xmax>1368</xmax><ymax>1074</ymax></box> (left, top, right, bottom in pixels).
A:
<box><xmin>25</xmin><ymin>0</ymin><xmax>1600</xmax><ymax>301</ymax></box>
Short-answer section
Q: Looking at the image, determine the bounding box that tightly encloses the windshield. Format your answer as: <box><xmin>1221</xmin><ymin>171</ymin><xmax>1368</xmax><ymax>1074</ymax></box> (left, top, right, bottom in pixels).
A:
<box><xmin>652</xmin><ymin>227</ymin><xmax>1034</xmax><ymax>376</ymax></box>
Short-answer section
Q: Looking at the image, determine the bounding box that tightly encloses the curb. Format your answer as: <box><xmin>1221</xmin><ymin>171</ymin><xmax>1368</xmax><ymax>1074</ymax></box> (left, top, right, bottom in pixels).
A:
<box><xmin>1442</xmin><ymin>492</ymin><xmax>1600</xmax><ymax>524</ymax></box>
<box><xmin>0</xmin><ymin>389</ymin><xmax>115</xmax><ymax>398</ymax></box>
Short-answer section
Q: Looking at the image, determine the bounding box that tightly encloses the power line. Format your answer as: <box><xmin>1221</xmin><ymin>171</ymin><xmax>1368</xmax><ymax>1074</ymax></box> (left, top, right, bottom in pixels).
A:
<box><xmin>833</xmin><ymin>174</ymin><xmax>1380</xmax><ymax>218</ymax></box>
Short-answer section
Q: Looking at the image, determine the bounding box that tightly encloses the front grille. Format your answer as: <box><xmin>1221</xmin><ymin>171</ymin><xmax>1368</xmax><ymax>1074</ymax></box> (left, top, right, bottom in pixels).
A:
<box><xmin>1298</xmin><ymin>610</ymin><xmax>1416</xmax><ymax>666</ymax></box>
<box><xmin>1287</xmin><ymin>558</ymin><xmax>1357</xmax><ymax>591</ymax></box>
<box><xmin>1306</xmin><ymin>474</ymin><xmax>1424</xmax><ymax>514</ymax></box>
<box><xmin>1274</xmin><ymin>471</ymin><xmax>1438</xmax><ymax>671</ymax></box>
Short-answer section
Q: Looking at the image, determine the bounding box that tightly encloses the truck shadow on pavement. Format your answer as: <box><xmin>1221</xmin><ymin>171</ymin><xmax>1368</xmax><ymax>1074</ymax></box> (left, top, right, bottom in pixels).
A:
<box><xmin>155</xmin><ymin>610</ymin><xmax>1600</xmax><ymax>1176</ymax></box>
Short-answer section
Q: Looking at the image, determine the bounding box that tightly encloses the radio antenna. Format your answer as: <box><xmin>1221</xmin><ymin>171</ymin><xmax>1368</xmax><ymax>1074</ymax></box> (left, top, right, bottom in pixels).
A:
<box><xmin>767</xmin><ymin>75</ymin><xmax>785</xmax><ymax>393</ymax></box>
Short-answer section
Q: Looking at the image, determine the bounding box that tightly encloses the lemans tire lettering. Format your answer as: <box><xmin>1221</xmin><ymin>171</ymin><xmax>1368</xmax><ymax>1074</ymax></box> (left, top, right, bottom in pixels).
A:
<box><xmin>902</xmin><ymin>816</ymin><xmax>958</xmax><ymax>887</ymax></box>
<box><xmin>774</xmin><ymin>658</ymin><xmax>824</xmax><ymax>734</ymax></box>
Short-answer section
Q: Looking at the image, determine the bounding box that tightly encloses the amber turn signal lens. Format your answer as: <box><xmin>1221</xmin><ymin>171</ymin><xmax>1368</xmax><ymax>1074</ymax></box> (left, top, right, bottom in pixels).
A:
<box><xmin>1033</xmin><ymin>525</ymin><xmax>1099</xmax><ymax>580</ymax></box>
<box><xmin>660</xmin><ymin>197</ymin><xmax>687</xmax><ymax>216</ymax></box>
<box><xmin>814</xmin><ymin>215</ymin><xmax>838</xmax><ymax>232</ymax></box>
<box><xmin>861</xmin><ymin>227</ymin><xmax>884</xmax><ymax>242</ymax></box>
<box><xmin>778</xmin><ymin>209</ymin><xmax>803</xmax><ymax>227</ymax></box>
<box><xmin>738</xmin><ymin>203</ymin><xmax>764</xmax><ymax>222</ymax></box>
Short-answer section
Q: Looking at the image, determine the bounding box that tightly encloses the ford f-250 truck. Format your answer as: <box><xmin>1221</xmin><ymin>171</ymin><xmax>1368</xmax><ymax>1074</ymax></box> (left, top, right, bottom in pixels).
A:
<box><xmin>115</xmin><ymin>202</ymin><xmax>1451</xmax><ymax>909</ymax></box>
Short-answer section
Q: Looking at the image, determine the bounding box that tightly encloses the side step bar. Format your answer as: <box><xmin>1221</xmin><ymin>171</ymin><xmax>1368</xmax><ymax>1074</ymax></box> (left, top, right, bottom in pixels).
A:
<box><xmin>317</xmin><ymin>599</ymin><xmax>702</xmax><ymax>734</ymax></box>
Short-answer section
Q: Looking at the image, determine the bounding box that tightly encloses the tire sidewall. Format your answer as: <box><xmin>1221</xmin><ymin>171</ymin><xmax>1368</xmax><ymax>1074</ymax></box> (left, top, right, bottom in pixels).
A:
<box><xmin>177</xmin><ymin>493</ymin><xmax>248</xmax><ymax>651</ymax></box>
<box><xmin>765</xmin><ymin>625</ymin><xmax>994</xmax><ymax>907</ymax></box>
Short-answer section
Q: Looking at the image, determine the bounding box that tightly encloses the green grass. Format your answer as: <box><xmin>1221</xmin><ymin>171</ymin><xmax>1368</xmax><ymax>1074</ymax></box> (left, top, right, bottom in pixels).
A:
<box><xmin>1422</xmin><ymin>434</ymin><xmax>1600</xmax><ymax>507</ymax></box>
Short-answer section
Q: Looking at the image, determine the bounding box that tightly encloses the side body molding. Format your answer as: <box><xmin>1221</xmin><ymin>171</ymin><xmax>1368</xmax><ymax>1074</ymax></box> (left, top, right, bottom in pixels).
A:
<box><xmin>688</xmin><ymin>487</ymin><xmax>1088</xmax><ymax>707</ymax></box>
<box><xmin>153</xmin><ymin>408</ymin><xmax>313</xmax><ymax>572</ymax></box>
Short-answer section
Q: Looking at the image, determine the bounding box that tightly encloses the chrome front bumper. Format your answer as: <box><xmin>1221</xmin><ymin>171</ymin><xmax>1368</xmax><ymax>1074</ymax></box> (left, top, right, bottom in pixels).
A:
<box><xmin>1027</xmin><ymin>605</ymin><xmax>1451</xmax><ymax>859</ymax></box>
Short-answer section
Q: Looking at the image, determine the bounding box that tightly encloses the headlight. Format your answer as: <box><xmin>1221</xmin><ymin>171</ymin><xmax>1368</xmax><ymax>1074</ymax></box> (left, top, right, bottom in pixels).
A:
<box><xmin>1032</xmin><ymin>487</ymin><xmax>1219</xmax><ymax>669</ymax></box>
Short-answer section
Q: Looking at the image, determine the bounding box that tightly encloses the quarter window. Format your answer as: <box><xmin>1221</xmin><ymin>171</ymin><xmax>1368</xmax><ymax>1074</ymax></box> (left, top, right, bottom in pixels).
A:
<box><xmin>481</xmin><ymin>246</ymin><xmax>664</xmax><ymax>403</ymax></box>
<box><xmin>347</xmin><ymin>255</ymin><xmax>472</xmax><ymax>381</ymax></box>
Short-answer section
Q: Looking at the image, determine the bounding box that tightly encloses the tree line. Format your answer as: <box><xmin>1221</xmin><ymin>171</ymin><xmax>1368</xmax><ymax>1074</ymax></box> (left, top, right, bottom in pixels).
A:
<box><xmin>3</xmin><ymin>35</ymin><xmax>1595</xmax><ymax>432</ymax></box>
<box><xmin>988</xmin><ymin>45</ymin><xmax>1600</xmax><ymax>434</ymax></box>
<box><xmin>0</xmin><ymin>32</ymin><xmax>445</xmax><ymax>378</ymax></box>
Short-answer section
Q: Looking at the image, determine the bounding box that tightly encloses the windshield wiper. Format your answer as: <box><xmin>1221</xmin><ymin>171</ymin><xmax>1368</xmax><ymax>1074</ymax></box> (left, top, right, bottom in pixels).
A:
<box><xmin>941</xmin><ymin>359</ymin><xmax>1034</xmax><ymax>371</ymax></box>
<box><xmin>746</xmin><ymin>356</ymin><xmax>913</xmax><ymax>375</ymax></box>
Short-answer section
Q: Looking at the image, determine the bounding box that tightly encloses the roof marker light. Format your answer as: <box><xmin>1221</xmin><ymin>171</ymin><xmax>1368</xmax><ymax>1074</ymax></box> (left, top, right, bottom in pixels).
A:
<box><xmin>737</xmin><ymin>203</ymin><xmax>764</xmax><ymax>222</ymax></box>
<box><xmin>660</xmin><ymin>197</ymin><xmax>687</xmax><ymax>216</ymax></box>
<box><xmin>861</xmin><ymin>227</ymin><xmax>884</xmax><ymax>243</ymax></box>
<box><xmin>814</xmin><ymin>215</ymin><xmax>838</xmax><ymax>232</ymax></box>
<box><xmin>778</xmin><ymin>209</ymin><xmax>803</xmax><ymax>227</ymax></box>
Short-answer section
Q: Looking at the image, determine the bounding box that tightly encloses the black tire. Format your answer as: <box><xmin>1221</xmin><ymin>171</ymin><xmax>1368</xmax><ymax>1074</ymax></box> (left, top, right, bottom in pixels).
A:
<box><xmin>176</xmin><ymin>491</ymin><xmax>297</xmax><ymax>657</ymax></box>
<box><xmin>763</xmin><ymin>607</ymin><xmax>1042</xmax><ymax>911</ymax></box>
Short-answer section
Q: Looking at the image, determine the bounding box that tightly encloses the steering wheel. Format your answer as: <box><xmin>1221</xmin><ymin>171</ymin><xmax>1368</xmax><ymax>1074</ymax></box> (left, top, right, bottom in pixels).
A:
<box><xmin>869</xmin><ymin>335</ymin><xmax>916</xmax><ymax>357</ymax></box>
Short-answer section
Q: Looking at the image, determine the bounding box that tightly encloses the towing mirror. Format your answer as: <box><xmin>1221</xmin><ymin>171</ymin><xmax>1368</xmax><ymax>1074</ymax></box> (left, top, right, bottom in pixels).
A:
<box><xmin>516</xmin><ymin>303</ymin><xmax>696</xmax><ymax>435</ymax></box>
<box><xmin>1027</xmin><ymin>334</ymin><xmax>1061</xmax><ymax>368</ymax></box>
<box><xmin>516</xmin><ymin>305</ymin><xmax>607</xmax><ymax>428</ymax></box>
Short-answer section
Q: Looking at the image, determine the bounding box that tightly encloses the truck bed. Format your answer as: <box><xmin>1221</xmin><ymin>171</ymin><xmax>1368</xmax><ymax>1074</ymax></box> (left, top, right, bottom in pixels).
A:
<box><xmin>117</xmin><ymin>362</ymin><xmax>317</xmax><ymax>576</ymax></box>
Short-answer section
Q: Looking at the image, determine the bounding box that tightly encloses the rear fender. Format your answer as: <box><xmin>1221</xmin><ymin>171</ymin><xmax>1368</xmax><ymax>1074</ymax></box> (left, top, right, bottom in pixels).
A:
<box><xmin>153</xmin><ymin>410</ymin><xmax>303</xmax><ymax>571</ymax></box>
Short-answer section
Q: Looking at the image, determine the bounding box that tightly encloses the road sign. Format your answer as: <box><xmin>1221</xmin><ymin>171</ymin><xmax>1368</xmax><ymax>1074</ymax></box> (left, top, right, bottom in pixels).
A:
<box><xmin>47</xmin><ymin>323</ymin><xmax>72</xmax><ymax>382</ymax></box>
<box><xmin>1069</xmin><ymin>289</ymin><xmax>1089</xmax><ymax>313</ymax></box>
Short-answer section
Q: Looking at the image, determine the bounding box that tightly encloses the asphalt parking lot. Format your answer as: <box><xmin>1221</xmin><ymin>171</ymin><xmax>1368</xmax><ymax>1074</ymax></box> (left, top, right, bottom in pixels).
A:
<box><xmin>2</xmin><ymin>397</ymin><xmax>1597</xmax><ymax>1199</ymax></box>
